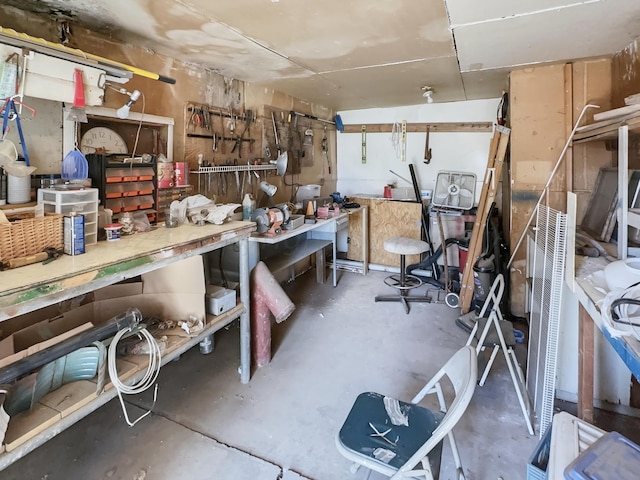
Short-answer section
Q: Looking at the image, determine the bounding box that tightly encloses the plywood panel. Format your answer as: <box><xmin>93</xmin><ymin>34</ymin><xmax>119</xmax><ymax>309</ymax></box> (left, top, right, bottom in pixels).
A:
<box><xmin>509</xmin><ymin>64</ymin><xmax>570</xmax><ymax>316</ymax></box>
<box><xmin>347</xmin><ymin>197</ymin><xmax>422</xmax><ymax>267</ymax></box>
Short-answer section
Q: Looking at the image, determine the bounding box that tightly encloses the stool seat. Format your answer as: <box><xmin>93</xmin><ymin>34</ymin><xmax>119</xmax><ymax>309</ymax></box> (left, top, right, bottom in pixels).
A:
<box><xmin>376</xmin><ymin>237</ymin><xmax>430</xmax><ymax>314</ymax></box>
<box><xmin>384</xmin><ymin>237</ymin><xmax>429</xmax><ymax>256</ymax></box>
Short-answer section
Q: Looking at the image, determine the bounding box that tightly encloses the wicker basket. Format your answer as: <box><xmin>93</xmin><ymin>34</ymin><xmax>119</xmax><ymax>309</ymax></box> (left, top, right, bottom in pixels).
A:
<box><xmin>0</xmin><ymin>212</ymin><xmax>64</xmax><ymax>264</ymax></box>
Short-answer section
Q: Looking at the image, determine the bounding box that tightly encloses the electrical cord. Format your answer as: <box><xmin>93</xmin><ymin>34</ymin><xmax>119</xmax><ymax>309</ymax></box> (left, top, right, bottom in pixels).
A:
<box><xmin>601</xmin><ymin>281</ymin><xmax>640</xmax><ymax>340</ymax></box>
<box><xmin>107</xmin><ymin>325</ymin><xmax>161</xmax><ymax>426</ymax></box>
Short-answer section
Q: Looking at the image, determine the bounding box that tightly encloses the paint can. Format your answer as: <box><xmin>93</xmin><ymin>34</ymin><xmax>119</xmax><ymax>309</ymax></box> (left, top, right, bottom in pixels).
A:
<box><xmin>104</xmin><ymin>223</ymin><xmax>123</xmax><ymax>241</ymax></box>
<box><xmin>174</xmin><ymin>162</ymin><xmax>189</xmax><ymax>186</ymax></box>
<box><xmin>157</xmin><ymin>162</ymin><xmax>174</xmax><ymax>188</ymax></box>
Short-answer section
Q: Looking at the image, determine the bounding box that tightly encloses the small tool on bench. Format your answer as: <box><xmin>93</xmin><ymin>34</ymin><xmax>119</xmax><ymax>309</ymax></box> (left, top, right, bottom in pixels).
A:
<box><xmin>4</xmin><ymin>246</ymin><xmax>62</xmax><ymax>269</ymax></box>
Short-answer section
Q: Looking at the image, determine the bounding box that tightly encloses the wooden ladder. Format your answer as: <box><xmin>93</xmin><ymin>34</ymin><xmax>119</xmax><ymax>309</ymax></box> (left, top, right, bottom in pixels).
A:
<box><xmin>459</xmin><ymin>125</ymin><xmax>511</xmax><ymax>313</ymax></box>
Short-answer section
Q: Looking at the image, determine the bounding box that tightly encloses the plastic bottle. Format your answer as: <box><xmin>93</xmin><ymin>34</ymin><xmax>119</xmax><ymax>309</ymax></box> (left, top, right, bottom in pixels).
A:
<box><xmin>242</xmin><ymin>193</ymin><xmax>255</xmax><ymax>220</ymax></box>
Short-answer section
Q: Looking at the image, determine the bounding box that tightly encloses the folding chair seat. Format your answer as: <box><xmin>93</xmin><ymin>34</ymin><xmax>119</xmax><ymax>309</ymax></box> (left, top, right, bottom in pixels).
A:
<box><xmin>465</xmin><ymin>274</ymin><xmax>534</xmax><ymax>435</ymax></box>
<box><xmin>336</xmin><ymin>346</ymin><xmax>477</xmax><ymax>480</ymax></box>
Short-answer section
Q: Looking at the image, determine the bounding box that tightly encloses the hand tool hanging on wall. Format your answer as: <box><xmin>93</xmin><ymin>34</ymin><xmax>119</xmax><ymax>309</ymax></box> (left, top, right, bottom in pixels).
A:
<box><xmin>202</xmin><ymin>104</ymin><xmax>210</xmax><ymax>131</ymax></box>
<box><xmin>322</xmin><ymin>126</ymin><xmax>331</xmax><ymax>175</ymax></box>
<box><xmin>424</xmin><ymin>126</ymin><xmax>432</xmax><ymax>164</ymax></box>
<box><xmin>401</xmin><ymin>120</ymin><xmax>407</xmax><ymax>162</ymax></box>
<box><xmin>361</xmin><ymin>125</ymin><xmax>366</xmax><ymax>164</ymax></box>
<box><xmin>231</xmin><ymin>109</ymin><xmax>253</xmax><ymax>158</ymax></box>
<box><xmin>66</xmin><ymin>69</ymin><xmax>88</xmax><ymax>123</ymax></box>
<box><xmin>272</xmin><ymin>112</ymin><xmax>281</xmax><ymax>156</ymax></box>
<box><xmin>219</xmin><ymin>108</ymin><xmax>226</xmax><ymax>154</ymax></box>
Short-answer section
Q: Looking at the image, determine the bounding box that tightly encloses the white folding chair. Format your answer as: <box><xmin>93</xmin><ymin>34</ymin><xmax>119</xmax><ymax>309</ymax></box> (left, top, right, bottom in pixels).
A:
<box><xmin>335</xmin><ymin>346</ymin><xmax>477</xmax><ymax>480</ymax></box>
<box><xmin>465</xmin><ymin>273</ymin><xmax>534</xmax><ymax>435</ymax></box>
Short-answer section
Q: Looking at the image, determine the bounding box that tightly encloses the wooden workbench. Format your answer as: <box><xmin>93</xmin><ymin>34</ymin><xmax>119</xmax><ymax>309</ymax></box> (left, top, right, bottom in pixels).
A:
<box><xmin>574</xmin><ymin>256</ymin><xmax>640</xmax><ymax>421</ymax></box>
<box><xmin>0</xmin><ymin>220</ymin><xmax>255</xmax><ymax>468</ymax></box>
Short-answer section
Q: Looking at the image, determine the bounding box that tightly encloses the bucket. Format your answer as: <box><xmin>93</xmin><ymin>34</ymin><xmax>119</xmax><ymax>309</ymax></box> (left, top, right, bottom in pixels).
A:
<box><xmin>7</xmin><ymin>161</ymin><xmax>31</xmax><ymax>204</ymax></box>
<box><xmin>104</xmin><ymin>223</ymin><xmax>123</xmax><ymax>241</ymax></box>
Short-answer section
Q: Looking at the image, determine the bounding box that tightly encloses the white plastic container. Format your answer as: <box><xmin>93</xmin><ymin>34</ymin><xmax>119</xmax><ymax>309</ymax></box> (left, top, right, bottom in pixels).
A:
<box><xmin>604</xmin><ymin>258</ymin><xmax>640</xmax><ymax>290</ymax></box>
<box><xmin>296</xmin><ymin>184</ymin><xmax>321</xmax><ymax>202</ymax></box>
<box><xmin>7</xmin><ymin>161</ymin><xmax>31</xmax><ymax>204</ymax></box>
<box><xmin>38</xmin><ymin>188</ymin><xmax>99</xmax><ymax>245</ymax></box>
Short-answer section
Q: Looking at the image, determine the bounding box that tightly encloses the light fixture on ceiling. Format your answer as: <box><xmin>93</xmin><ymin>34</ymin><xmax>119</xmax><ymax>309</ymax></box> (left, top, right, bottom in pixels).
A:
<box><xmin>116</xmin><ymin>89</ymin><xmax>141</xmax><ymax>118</ymax></box>
<box><xmin>422</xmin><ymin>86</ymin><xmax>434</xmax><ymax>104</ymax></box>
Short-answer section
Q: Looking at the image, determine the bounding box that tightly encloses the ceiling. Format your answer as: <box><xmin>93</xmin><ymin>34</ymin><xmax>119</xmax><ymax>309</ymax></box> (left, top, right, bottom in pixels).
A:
<box><xmin>3</xmin><ymin>0</ymin><xmax>640</xmax><ymax>111</ymax></box>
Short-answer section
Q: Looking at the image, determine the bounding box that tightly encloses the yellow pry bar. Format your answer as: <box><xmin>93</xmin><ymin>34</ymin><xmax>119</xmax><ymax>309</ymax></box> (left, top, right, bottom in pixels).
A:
<box><xmin>0</xmin><ymin>26</ymin><xmax>176</xmax><ymax>84</ymax></box>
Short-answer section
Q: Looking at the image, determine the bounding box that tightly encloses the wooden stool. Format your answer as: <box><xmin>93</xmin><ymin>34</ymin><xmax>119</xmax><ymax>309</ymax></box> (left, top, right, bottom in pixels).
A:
<box><xmin>375</xmin><ymin>237</ymin><xmax>430</xmax><ymax>314</ymax></box>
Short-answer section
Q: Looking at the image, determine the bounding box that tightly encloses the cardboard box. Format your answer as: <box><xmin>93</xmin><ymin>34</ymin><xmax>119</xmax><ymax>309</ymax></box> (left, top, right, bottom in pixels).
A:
<box><xmin>0</xmin><ymin>317</ymin><xmax>94</xmax><ymax>369</ymax></box>
<box><xmin>0</xmin><ymin>256</ymin><xmax>206</xmax><ymax>368</ymax></box>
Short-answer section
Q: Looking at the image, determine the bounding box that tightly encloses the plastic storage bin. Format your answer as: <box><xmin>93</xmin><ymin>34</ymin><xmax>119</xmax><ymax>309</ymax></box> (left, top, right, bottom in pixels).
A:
<box><xmin>38</xmin><ymin>188</ymin><xmax>99</xmax><ymax>245</ymax></box>
<box><xmin>296</xmin><ymin>184</ymin><xmax>321</xmax><ymax>202</ymax></box>
<box><xmin>528</xmin><ymin>425</ymin><xmax>552</xmax><ymax>480</ymax></box>
<box><xmin>564</xmin><ymin>431</ymin><xmax>640</xmax><ymax>480</ymax></box>
<box><xmin>548</xmin><ymin>411</ymin><xmax>605</xmax><ymax>480</ymax></box>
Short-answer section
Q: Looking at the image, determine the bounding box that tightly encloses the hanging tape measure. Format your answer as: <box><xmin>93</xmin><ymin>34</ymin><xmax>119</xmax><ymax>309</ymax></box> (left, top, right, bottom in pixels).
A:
<box><xmin>361</xmin><ymin>125</ymin><xmax>366</xmax><ymax>164</ymax></box>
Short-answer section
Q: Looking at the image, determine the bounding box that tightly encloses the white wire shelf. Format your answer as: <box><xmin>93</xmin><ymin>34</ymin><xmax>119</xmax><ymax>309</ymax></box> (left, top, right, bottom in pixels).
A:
<box><xmin>190</xmin><ymin>164</ymin><xmax>276</xmax><ymax>174</ymax></box>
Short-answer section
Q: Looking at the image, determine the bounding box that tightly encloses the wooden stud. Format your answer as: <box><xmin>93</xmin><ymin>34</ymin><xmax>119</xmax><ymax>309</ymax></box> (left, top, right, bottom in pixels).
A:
<box><xmin>578</xmin><ymin>304</ymin><xmax>594</xmax><ymax>422</ymax></box>
<box><xmin>460</xmin><ymin>127</ymin><xmax>510</xmax><ymax>313</ymax></box>
<box><xmin>341</xmin><ymin>122</ymin><xmax>493</xmax><ymax>134</ymax></box>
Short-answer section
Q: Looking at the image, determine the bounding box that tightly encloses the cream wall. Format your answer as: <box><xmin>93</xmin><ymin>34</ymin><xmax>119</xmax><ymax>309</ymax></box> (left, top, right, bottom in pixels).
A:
<box><xmin>335</xmin><ymin>99</ymin><xmax>499</xmax><ymax>199</ymax></box>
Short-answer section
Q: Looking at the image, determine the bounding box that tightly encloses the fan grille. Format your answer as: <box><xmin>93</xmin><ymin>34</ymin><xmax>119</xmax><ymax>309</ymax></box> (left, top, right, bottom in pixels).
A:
<box><xmin>432</xmin><ymin>171</ymin><xmax>476</xmax><ymax>210</ymax></box>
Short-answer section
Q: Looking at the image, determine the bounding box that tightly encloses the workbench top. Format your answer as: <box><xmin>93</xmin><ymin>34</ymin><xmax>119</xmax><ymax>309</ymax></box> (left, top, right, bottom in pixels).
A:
<box><xmin>0</xmin><ymin>220</ymin><xmax>255</xmax><ymax>321</ymax></box>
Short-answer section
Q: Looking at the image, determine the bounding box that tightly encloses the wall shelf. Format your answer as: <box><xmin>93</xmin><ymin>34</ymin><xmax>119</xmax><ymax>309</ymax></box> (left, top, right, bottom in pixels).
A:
<box><xmin>191</xmin><ymin>164</ymin><xmax>276</xmax><ymax>174</ymax></box>
<box><xmin>574</xmin><ymin>113</ymin><xmax>640</xmax><ymax>259</ymax></box>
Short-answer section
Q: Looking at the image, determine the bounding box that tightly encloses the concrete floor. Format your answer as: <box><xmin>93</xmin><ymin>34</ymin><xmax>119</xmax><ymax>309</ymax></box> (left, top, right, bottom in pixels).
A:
<box><xmin>2</xmin><ymin>269</ymin><xmax>564</xmax><ymax>479</ymax></box>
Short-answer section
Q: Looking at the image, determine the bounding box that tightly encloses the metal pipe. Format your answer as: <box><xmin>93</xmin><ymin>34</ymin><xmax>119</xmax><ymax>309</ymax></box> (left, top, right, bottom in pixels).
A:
<box><xmin>507</xmin><ymin>104</ymin><xmax>600</xmax><ymax>268</ymax></box>
<box><xmin>0</xmin><ymin>308</ymin><xmax>141</xmax><ymax>385</ymax></box>
<box><xmin>250</xmin><ymin>261</ymin><xmax>295</xmax><ymax>368</ymax></box>
<box><xmin>239</xmin><ymin>237</ymin><xmax>250</xmax><ymax>384</ymax></box>
<box><xmin>290</xmin><ymin>110</ymin><xmax>336</xmax><ymax>126</ymax></box>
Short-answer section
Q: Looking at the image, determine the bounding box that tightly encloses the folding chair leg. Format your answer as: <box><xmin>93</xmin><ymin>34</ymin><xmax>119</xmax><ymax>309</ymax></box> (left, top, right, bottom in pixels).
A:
<box><xmin>447</xmin><ymin>431</ymin><xmax>466</xmax><ymax>480</ymax></box>
<box><xmin>478</xmin><ymin>345</ymin><xmax>499</xmax><ymax>387</ymax></box>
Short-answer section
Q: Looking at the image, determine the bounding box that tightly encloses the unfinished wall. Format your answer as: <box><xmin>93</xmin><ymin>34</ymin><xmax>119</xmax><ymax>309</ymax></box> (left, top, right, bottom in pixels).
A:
<box><xmin>612</xmin><ymin>38</ymin><xmax>640</xmax><ymax>107</ymax></box>
<box><xmin>508</xmin><ymin>59</ymin><xmax>612</xmax><ymax>316</ymax></box>
<box><xmin>0</xmin><ymin>6</ymin><xmax>334</xmax><ymax>207</ymax></box>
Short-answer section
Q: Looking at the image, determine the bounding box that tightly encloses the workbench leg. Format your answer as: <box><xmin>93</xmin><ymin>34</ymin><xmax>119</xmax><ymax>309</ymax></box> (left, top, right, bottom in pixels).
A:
<box><xmin>316</xmin><ymin>248</ymin><xmax>325</xmax><ymax>284</ymax></box>
<box><xmin>239</xmin><ymin>238</ymin><xmax>251</xmax><ymax>384</ymax></box>
<box><xmin>333</xmin><ymin>232</ymin><xmax>337</xmax><ymax>287</ymax></box>
<box><xmin>578</xmin><ymin>304</ymin><xmax>594</xmax><ymax>422</ymax></box>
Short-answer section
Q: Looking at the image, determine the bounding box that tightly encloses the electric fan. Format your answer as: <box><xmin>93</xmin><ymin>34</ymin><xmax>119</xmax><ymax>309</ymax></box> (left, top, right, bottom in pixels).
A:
<box><xmin>432</xmin><ymin>171</ymin><xmax>476</xmax><ymax>210</ymax></box>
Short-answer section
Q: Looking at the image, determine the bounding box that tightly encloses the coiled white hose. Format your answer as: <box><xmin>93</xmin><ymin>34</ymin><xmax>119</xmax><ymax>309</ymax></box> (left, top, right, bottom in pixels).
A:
<box><xmin>108</xmin><ymin>326</ymin><xmax>161</xmax><ymax>426</ymax></box>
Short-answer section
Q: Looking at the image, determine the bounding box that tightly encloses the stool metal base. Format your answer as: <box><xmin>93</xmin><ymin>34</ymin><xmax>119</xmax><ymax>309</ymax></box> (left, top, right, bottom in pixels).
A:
<box><xmin>374</xmin><ymin>293</ymin><xmax>432</xmax><ymax>314</ymax></box>
<box><xmin>375</xmin><ymin>253</ymin><xmax>430</xmax><ymax>314</ymax></box>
